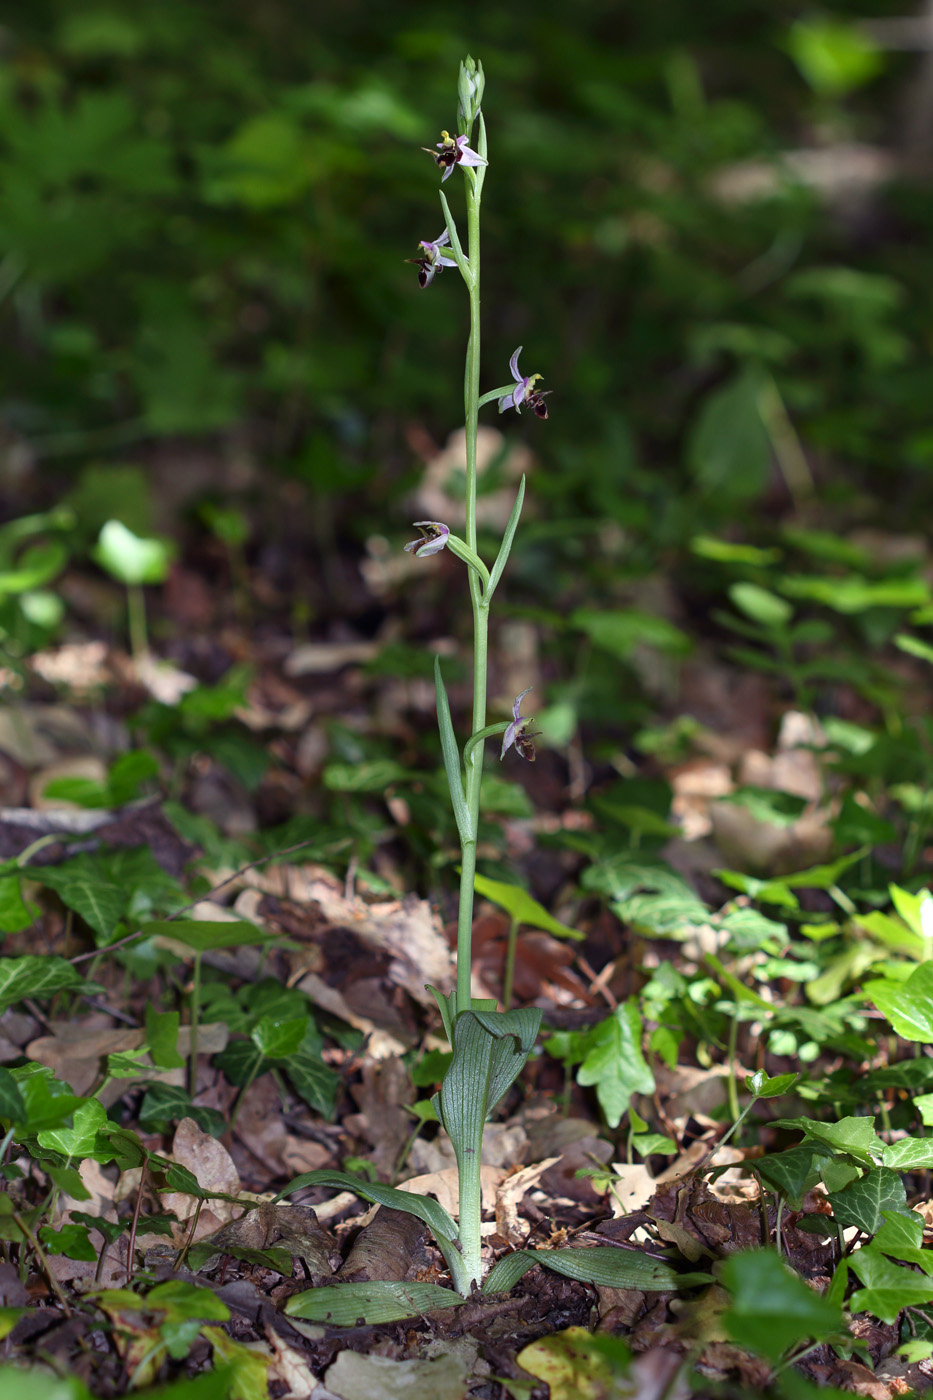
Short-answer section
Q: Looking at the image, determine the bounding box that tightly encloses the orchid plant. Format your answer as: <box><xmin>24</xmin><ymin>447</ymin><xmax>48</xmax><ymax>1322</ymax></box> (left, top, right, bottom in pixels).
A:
<box><xmin>274</xmin><ymin>60</ymin><xmax>674</xmax><ymax>1307</ymax></box>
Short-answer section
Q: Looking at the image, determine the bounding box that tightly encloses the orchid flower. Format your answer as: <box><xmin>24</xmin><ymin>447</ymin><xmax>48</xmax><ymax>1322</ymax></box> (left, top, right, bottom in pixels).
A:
<box><xmin>407</xmin><ymin>229</ymin><xmax>458</xmax><ymax>289</ymax></box>
<box><xmin>404</xmin><ymin>521</ymin><xmax>450</xmax><ymax>557</ymax></box>
<box><xmin>424</xmin><ymin>130</ymin><xmax>487</xmax><ymax>182</ymax></box>
<box><xmin>500</xmin><ymin>686</ymin><xmax>538</xmax><ymax>761</ymax></box>
<box><xmin>497</xmin><ymin>347</ymin><xmax>551</xmax><ymax>419</ymax></box>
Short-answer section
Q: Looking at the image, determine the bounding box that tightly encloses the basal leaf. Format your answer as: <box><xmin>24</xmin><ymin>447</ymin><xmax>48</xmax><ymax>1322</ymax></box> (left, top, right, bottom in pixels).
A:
<box><xmin>272</xmin><ymin>1170</ymin><xmax>458</xmax><ymax>1247</ymax></box>
<box><xmin>285</xmin><ymin>1279</ymin><xmax>462</xmax><ymax>1325</ymax></box>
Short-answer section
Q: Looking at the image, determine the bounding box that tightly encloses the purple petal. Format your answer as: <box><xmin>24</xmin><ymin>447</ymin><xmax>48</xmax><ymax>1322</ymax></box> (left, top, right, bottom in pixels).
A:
<box><xmin>497</xmin><ymin>392</ymin><xmax>513</xmax><ymax>414</ymax></box>
<box><xmin>441</xmin><ymin>165</ymin><xmax>454</xmax><ymax>182</ymax></box>
<box><xmin>436</xmin><ymin>252</ymin><xmax>458</xmax><ymax>269</ymax></box>
<box><xmin>403</xmin><ymin>521</ymin><xmax>450</xmax><ymax>556</ymax></box>
<box><xmin>512</xmin><ymin>686</ymin><xmax>533</xmax><ymax>721</ymax></box>
<box><xmin>508</xmin><ymin>347</ymin><xmax>523</xmax><ymax>382</ymax></box>
<box><xmin>500</xmin><ymin>720</ymin><xmax>519</xmax><ymax>759</ymax></box>
<box><xmin>511</xmin><ymin>382</ymin><xmax>525</xmax><ymax>412</ymax></box>
<box><xmin>436</xmin><ymin>229</ymin><xmax>451</xmax><ymax>247</ymax></box>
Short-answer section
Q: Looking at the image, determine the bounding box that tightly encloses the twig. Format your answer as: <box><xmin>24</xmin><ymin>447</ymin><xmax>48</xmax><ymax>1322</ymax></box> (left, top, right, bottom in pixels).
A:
<box><xmin>11</xmin><ymin>1208</ymin><xmax>72</xmax><ymax>1317</ymax></box>
<box><xmin>125</xmin><ymin>1159</ymin><xmax>147</xmax><ymax>1285</ymax></box>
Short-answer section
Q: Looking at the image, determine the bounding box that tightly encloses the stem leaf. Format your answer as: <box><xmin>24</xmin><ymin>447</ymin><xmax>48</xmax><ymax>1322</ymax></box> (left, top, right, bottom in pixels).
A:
<box><xmin>434</xmin><ymin>657</ymin><xmax>472</xmax><ymax>844</ymax></box>
<box><xmin>486</xmin><ymin>476</ymin><xmax>525</xmax><ymax>601</ymax></box>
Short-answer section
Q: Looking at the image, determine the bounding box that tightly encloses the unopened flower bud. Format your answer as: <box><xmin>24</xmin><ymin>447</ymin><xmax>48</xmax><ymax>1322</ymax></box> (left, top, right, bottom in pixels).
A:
<box><xmin>457</xmin><ymin>55</ymin><xmax>485</xmax><ymax>133</ymax></box>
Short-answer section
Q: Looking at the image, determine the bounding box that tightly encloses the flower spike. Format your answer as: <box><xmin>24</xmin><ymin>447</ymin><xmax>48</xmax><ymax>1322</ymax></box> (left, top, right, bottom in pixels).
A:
<box><xmin>497</xmin><ymin>347</ymin><xmax>551</xmax><ymax>419</ymax></box>
<box><xmin>404</xmin><ymin>521</ymin><xmax>450</xmax><ymax>558</ymax></box>
<box><xmin>407</xmin><ymin>229</ymin><xmax>459</xmax><ymax>289</ymax></box>
<box><xmin>500</xmin><ymin>687</ymin><xmax>539</xmax><ymax>761</ymax></box>
<box><xmin>423</xmin><ymin>131</ymin><xmax>487</xmax><ymax>182</ymax></box>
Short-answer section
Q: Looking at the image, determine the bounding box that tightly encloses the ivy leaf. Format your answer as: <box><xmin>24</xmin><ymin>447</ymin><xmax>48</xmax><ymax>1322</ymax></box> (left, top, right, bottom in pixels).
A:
<box><xmin>723</xmin><ymin>1248</ymin><xmax>843</xmax><ymax>1363</ymax></box>
<box><xmin>772</xmin><ymin>1115</ymin><xmax>884</xmax><ymax>1164</ymax></box>
<box><xmin>849</xmin><ymin>1242</ymin><xmax>933</xmax><ymax>1324</ymax></box>
<box><xmin>575</xmin><ymin>1001</ymin><xmax>655</xmax><ymax>1129</ymax></box>
<box><xmin>30</xmin><ymin>865</ymin><xmax>127</xmax><ymax>942</ymax></box>
<box><xmin>36</xmin><ymin>1098</ymin><xmax>109</xmax><ymax>1158</ymax></box>
<box><xmin>754</xmin><ymin>1145</ymin><xmax>827</xmax><ymax>1209</ymax></box>
<box><xmin>0</xmin><ymin>956</ymin><xmax>87</xmax><ymax>1013</ymax></box>
<box><xmin>828</xmin><ymin>1167</ymin><xmax>911</xmax><ymax>1235</ymax></box>
<box><xmin>883</xmin><ymin>1137</ymin><xmax>933</xmax><ymax>1172</ymax></box>
<box><xmin>864</xmin><ymin>964</ymin><xmax>933</xmax><ymax>1043</ymax></box>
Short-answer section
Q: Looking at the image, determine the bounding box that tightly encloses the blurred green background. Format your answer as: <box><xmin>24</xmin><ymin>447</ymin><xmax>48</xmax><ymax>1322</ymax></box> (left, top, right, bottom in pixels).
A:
<box><xmin>0</xmin><ymin>1</ymin><xmax>931</xmax><ymax>742</ymax></box>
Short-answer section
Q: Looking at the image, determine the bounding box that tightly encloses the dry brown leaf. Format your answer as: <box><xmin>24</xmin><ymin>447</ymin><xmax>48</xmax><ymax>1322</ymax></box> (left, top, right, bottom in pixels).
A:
<box><xmin>262</xmin><ymin>1323</ymin><xmax>318</xmax><ymax>1398</ymax></box>
<box><xmin>162</xmin><ymin>1117</ymin><xmax>241</xmax><ymax>1223</ymax></box>
<box><xmin>495</xmin><ymin>1158</ymin><xmax>560</xmax><ymax>1244</ymax></box>
<box><xmin>396</xmin><ymin>1165</ymin><xmax>505</xmax><ymax>1219</ymax></box>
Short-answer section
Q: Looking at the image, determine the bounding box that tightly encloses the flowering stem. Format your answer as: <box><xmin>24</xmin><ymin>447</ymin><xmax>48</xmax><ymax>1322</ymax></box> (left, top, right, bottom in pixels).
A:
<box><xmin>454</xmin><ymin>116</ymin><xmax>488</xmax><ymax>1027</ymax></box>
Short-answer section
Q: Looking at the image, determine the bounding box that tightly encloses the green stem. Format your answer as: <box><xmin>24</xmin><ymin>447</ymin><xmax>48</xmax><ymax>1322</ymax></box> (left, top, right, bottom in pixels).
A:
<box><xmin>502</xmin><ymin>916</ymin><xmax>519</xmax><ymax>1011</ymax></box>
<box><xmin>188</xmin><ymin>951</ymin><xmax>201</xmax><ymax>1098</ymax></box>
<box><xmin>127</xmin><ymin>583</ymin><xmax>148</xmax><ymax>660</ymax></box>
<box><xmin>454</xmin><ymin>120</ymin><xmax>485</xmax><ymax>1026</ymax></box>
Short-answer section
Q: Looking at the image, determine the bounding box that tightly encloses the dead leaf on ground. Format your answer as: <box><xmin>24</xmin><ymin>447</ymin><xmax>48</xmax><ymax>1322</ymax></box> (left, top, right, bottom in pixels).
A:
<box><xmin>161</xmin><ymin>1116</ymin><xmax>241</xmax><ymax>1224</ymax></box>
<box><xmin>396</xmin><ymin>1165</ymin><xmax>505</xmax><ymax>1220</ymax></box>
<box><xmin>323</xmin><ymin>1346</ymin><xmax>473</xmax><ymax>1400</ymax></box>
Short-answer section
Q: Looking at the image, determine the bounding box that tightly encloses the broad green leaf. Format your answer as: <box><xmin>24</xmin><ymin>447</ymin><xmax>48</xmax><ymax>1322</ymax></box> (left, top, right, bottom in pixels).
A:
<box><xmin>883</xmin><ymin>1137</ymin><xmax>933</xmax><ymax>1172</ymax></box>
<box><xmin>864</xmin><ymin>963</ymin><xmax>933</xmax><ymax>1042</ymax></box>
<box><xmin>42</xmin><ymin>1165</ymin><xmax>89</xmax><ymax>1200</ymax></box>
<box><xmin>722</xmin><ymin>1248</ymin><xmax>842</xmax><ymax>1363</ymax></box>
<box><xmin>849</xmin><ymin>1242</ymin><xmax>933</xmax><ymax>1323</ymax></box>
<box><xmin>872</xmin><ymin>1210</ymin><xmax>933</xmax><ymax>1269</ymax></box>
<box><xmin>576</xmin><ymin>1001</ymin><xmax>654</xmax><ymax>1129</ymax></box>
<box><xmin>472</xmin><ymin>871</ymin><xmax>583</xmax><ymax>940</ymax></box>
<box><xmin>38</xmin><ymin>1223</ymin><xmax>96</xmax><ymax>1261</ymax></box>
<box><xmin>0</xmin><ymin>955</ymin><xmax>86</xmax><ymax>1012</ymax></box>
<box><xmin>754</xmin><ymin>1145</ymin><xmax>825</xmax><ymax>1209</ymax></box>
<box><xmin>7</xmin><ymin>1064</ymin><xmax>85</xmax><ymax>1132</ymax></box>
<box><xmin>273</xmin><ymin>1170</ymin><xmax>458</xmax><ymax>1248</ymax></box>
<box><xmin>889</xmin><ymin>883</ymin><xmax>929</xmax><ymax>941</ymax></box>
<box><xmin>773</xmin><ymin>1115</ymin><xmax>884</xmax><ymax>1164</ymax></box>
<box><xmin>0</xmin><ymin>1068</ymin><xmax>26</xmax><ymax>1123</ymax></box>
<box><xmin>285</xmin><ymin>1051</ymin><xmax>340</xmax><ymax>1119</ymax></box>
<box><xmin>146</xmin><ymin>1280</ymin><xmax>230</xmax><ymax>1322</ymax></box>
<box><xmin>138</xmin><ymin>1084</ymin><xmax>225</xmax><ymax>1138</ymax></box>
<box><xmin>214</xmin><ymin>1040</ymin><xmax>267</xmax><ymax>1087</ymax></box>
<box><xmin>0</xmin><ymin>873</ymin><xmax>36</xmax><ymax>933</ymax></box>
<box><xmin>745</xmin><ymin>1070</ymin><xmax>800</xmax><ymax>1099</ymax></box>
<box><xmin>786</xmin><ymin>17</ymin><xmax>884</xmax><ymax>97</ymax></box>
<box><xmin>145</xmin><ymin>1006</ymin><xmax>185</xmax><ymax>1069</ymax></box>
<box><xmin>285</xmin><ymin>1279</ymin><xmax>463</xmax><ymax>1325</ymax></box>
<box><xmin>687</xmin><ymin>369</ymin><xmax>771</xmax><ymax>504</ymax></box>
<box><xmin>30</xmin><ymin>866</ymin><xmax>126</xmax><ymax>941</ymax></box>
<box><xmin>0</xmin><ymin>1365</ymin><xmax>94</xmax><ymax>1399</ymax></box>
<box><xmin>37</xmin><ymin>1098</ymin><xmax>109</xmax><ymax>1158</ymax></box>
<box><xmin>914</xmin><ymin>1093</ymin><xmax>933</xmax><ymax>1127</ymax></box>
<box><xmin>142</xmin><ymin>919</ymin><xmax>278</xmax><ymax>952</ymax></box>
<box><xmin>95</xmin><ymin>519</ymin><xmax>173</xmax><ymax>585</ymax></box>
<box><xmin>729</xmin><ymin>583</ymin><xmax>793</xmax><ymax>630</ymax></box>
<box><xmin>828</xmin><ymin>1167</ymin><xmax>910</xmax><ymax>1234</ymax></box>
<box><xmin>250</xmin><ymin>1015</ymin><xmax>308</xmax><ymax>1060</ymax></box>
<box><xmin>570</xmin><ymin>607</ymin><xmax>691</xmax><ymax>660</ymax></box>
